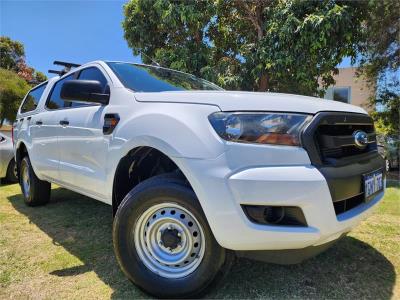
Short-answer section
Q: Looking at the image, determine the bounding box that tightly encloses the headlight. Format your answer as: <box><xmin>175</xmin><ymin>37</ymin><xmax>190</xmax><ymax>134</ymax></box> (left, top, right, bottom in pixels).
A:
<box><xmin>208</xmin><ymin>112</ymin><xmax>312</xmax><ymax>146</ymax></box>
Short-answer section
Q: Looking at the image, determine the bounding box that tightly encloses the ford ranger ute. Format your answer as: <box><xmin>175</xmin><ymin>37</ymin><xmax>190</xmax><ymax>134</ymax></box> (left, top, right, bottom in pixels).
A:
<box><xmin>13</xmin><ymin>60</ymin><xmax>385</xmax><ymax>298</ymax></box>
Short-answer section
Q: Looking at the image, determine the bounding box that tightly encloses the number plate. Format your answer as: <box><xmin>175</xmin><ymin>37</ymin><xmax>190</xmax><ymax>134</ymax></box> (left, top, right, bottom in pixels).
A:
<box><xmin>364</xmin><ymin>170</ymin><xmax>384</xmax><ymax>200</ymax></box>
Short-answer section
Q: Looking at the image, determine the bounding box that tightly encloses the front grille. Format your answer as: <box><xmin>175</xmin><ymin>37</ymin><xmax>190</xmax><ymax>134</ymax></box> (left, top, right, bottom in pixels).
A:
<box><xmin>316</xmin><ymin>123</ymin><xmax>377</xmax><ymax>163</ymax></box>
<box><xmin>321</xmin><ymin>145</ymin><xmax>367</xmax><ymax>158</ymax></box>
<box><xmin>333</xmin><ymin>193</ymin><xmax>364</xmax><ymax>215</ymax></box>
<box><xmin>301</xmin><ymin>112</ymin><xmax>384</xmax><ymax>203</ymax></box>
<box><xmin>302</xmin><ymin>112</ymin><xmax>378</xmax><ymax>166</ymax></box>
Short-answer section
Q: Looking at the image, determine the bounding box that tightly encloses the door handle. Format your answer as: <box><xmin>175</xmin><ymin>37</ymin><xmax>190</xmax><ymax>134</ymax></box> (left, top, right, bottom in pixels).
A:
<box><xmin>36</xmin><ymin>121</ymin><xmax>43</xmax><ymax>125</ymax></box>
<box><xmin>59</xmin><ymin>120</ymin><xmax>69</xmax><ymax>126</ymax></box>
<box><xmin>27</xmin><ymin>116</ymin><xmax>32</xmax><ymax>121</ymax></box>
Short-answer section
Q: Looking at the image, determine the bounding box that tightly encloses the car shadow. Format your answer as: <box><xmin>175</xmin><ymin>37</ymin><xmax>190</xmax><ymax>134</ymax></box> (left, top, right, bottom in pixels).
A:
<box><xmin>8</xmin><ymin>188</ymin><xmax>395</xmax><ymax>299</ymax></box>
<box><xmin>0</xmin><ymin>178</ymin><xmax>17</xmax><ymax>186</ymax></box>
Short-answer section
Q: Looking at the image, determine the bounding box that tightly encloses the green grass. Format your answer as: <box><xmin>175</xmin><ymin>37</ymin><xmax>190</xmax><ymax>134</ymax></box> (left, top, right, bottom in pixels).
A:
<box><xmin>0</xmin><ymin>182</ymin><xmax>399</xmax><ymax>299</ymax></box>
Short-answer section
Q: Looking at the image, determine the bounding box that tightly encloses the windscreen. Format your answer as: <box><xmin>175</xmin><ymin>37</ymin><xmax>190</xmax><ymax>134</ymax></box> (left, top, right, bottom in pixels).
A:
<box><xmin>107</xmin><ymin>62</ymin><xmax>223</xmax><ymax>92</ymax></box>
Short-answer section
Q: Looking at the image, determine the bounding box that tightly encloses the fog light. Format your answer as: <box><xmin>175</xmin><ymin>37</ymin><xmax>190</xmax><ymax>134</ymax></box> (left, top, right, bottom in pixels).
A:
<box><xmin>242</xmin><ymin>205</ymin><xmax>307</xmax><ymax>226</ymax></box>
<box><xmin>264</xmin><ymin>206</ymin><xmax>285</xmax><ymax>224</ymax></box>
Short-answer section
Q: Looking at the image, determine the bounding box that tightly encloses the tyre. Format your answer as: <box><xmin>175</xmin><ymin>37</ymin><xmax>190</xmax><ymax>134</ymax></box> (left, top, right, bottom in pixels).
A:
<box><xmin>6</xmin><ymin>159</ymin><xmax>18</xmax><ymax>183</ymax></box>
<box><xmin>19</xmin><ymin>155</ymin><xmax>51</xmax><ymax>206</ymax></box>
<box><xmin>113</xmin><ymin>174</ymin><xmax>232</xmax><ymax>298</ymax></box>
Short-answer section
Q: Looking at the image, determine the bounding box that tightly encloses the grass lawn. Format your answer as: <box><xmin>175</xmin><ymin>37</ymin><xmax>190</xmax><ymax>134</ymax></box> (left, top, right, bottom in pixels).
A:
<box><xmin>0</xmin><ymin>182</ymin><xmax>399</xmax><ymax>299</ymax></box>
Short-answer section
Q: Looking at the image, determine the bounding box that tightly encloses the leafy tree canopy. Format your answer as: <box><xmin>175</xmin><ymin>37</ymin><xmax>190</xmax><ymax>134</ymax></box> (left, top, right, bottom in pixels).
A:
<box><xmin>0</xmin><ymin>68</ymin><xmax>30</xmax><ymax>126</ymax></box>
<box><xmin>370</xmin><ymin>82</ymin><xmax>399</xmax><ymax>137</ymax></box>
<box><xmin>359</xmin><ymin>0</ymin><xmax>399</xmax><ymax>81</ymax></box>
<box><xmin>359</xmin><ymin>1</ymin><xmax>399</xmax><ymax>137</ymax></box>
<box><xmin>0</xmin><ymin>36</ymin><xmax>24</xmax><ymax>71</ymax></box>
<box><xmin>0</xmin><ymin>36</ymin><xmax>47</xmax><ymax>84</ymax></box>
<box><xmin>123</xmin><ymin>0</ymin><xmax>366</xmax><ymax>96</ymax></box>
<box><xmin>34</xmin><ymin>71</ymin><xmax>47</xmax><ymax>83</ymax></box>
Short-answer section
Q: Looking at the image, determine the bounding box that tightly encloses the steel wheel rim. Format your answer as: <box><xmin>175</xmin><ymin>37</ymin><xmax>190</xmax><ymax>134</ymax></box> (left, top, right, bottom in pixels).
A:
<box><xmin>134</xmin><ymin>202</ymin><xmax>206</xmax><ymax>279</ymax></box>
<box><xmin>21</xmin><ymin>162</ymin><xmax>30</xmax><ymax>198</ymax></box>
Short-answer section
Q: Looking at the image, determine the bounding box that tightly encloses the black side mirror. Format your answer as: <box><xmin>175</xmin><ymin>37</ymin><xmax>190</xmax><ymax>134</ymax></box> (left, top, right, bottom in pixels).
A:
<box><xmin>60</xmin><ymin>80</ymin><xmax>110</xmax><ymax>105</ymax></box>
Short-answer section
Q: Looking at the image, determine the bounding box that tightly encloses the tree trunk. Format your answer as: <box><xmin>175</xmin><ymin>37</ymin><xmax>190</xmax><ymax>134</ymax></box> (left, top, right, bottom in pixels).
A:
<box><xmin>255</xmin><ymin>4</ymin><xmax>269</xmax><ymax>92</ymax></box>
<box><xmin>258</xmin><ymin>73</ymin><xmax>269</xmax><ymax>91</ymax></box>
<box><xmin>237</xmin><ymin>1</ymin><xmax>270</xmax><ymax>91</ymax></box>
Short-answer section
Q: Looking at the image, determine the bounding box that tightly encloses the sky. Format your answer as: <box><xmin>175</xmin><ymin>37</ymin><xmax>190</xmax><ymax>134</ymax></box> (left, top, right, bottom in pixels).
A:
<box><xmin>1</xmin><ymin>0</ymin><xmax>352</xmax><ymax>78</ymax></box>
<box><xmin>0</xmin><ymin>0</ymin><xmax>141</xmax><ymax>77</ymax></box>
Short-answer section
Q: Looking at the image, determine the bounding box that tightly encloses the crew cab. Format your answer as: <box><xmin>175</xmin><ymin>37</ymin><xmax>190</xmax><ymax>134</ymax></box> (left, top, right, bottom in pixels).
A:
<box><xmin>13</xmin><ymin>60</ymin><xmax>385</xmax><ymax>298</ymax></box>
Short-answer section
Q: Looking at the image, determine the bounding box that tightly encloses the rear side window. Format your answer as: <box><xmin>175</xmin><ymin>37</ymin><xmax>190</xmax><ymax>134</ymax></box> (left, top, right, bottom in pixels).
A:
<box><xmin>70</xmin><ymin>67</ymin><xmax>108</xmax><ymax>108</ymax></box>
<box><xmin>46</xmin><ymin>74</ymin><xmax>75</xmax><ymax>109</ymax></box>
<box><xmin>20</xmin><ymin>83</ymin><xmax>47</xmax><ymax>113</ymax></box>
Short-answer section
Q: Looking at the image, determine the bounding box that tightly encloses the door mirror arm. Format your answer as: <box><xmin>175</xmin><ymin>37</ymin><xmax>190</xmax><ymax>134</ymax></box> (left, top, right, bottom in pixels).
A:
<box><xmin>86</xmin><ymin>92</ymin><xmax>110</xmax><ymax>105</ymax></box>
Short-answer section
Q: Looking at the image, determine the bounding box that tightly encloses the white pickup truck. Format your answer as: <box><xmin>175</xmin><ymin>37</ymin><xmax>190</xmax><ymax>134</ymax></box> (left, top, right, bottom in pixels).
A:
<box><xmin>13</xmin><ymin>60</ymin><xmax>385</xmax><ymax>298</ymax></box>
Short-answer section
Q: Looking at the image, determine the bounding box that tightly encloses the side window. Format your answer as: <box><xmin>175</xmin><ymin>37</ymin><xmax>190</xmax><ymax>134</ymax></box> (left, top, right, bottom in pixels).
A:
<box><xmin>21</xmin><ymin>83</ymin><xmax>47</xmax><ymax>113</ymax></box>
<box><xmin>78</xmin><ymin>67</ymin><xmax>107</xmax><ymax>86</ymax></box>
<box><xmin>46</xmin><ymin>74</ymin><xmax>75</xmax><ymax>109</ymax></box>
<box><xmin>70</xmin><ymin>67</ymin><xmax>108</xmax><ymax>108</ymax></box>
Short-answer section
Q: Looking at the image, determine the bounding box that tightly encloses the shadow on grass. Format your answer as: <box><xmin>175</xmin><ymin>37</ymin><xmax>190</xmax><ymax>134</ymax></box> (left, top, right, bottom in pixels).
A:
<box><xmin>8</xmin><ymin>188</ymin><xmax>396</xmax><ymax>299</ymax></box>
<box><xmin>387</xmin><ymin>180</ymin><xmax>399</xmax><ymax>188</ymax></box>
<box><xmin>0</xmin><ymin>178</ymin><xmax>17</xmax><ymax>186</ymax></box>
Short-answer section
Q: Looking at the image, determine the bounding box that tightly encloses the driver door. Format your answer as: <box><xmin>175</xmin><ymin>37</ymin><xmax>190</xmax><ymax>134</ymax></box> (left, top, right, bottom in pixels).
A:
<box><xmin>56</xmin><ymin>66</ymin><xmax>111</xmax><ymax>200</ymax></box>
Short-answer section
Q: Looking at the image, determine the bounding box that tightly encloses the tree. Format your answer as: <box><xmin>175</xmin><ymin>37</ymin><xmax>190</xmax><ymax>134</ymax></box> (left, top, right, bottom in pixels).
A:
<box><xmin>0</xmin><ymin>36</ymin><xmax>24</xmax><ymax>71</ymax></box>
<box><xmin>34</xmin><ymin>71</ymin><xmax>47</xmax><ymax>83</ymax></box>
<box><xmin>0</xmin><ymin>37</ymin><xmax>47</xmax><ymax>125</ymax></box>
<box><xmin>359</xmin><ymin>0</ymin><xmax>399</xmax><ymax>136</ymax></box>
<box><xmin>370</xmin><ymin>79</ymin><xmax>399</xmax><ymax>136</ymax></box>
<box><xmin>16</xmin><ymin>60</ymin><xmax>34</xmax><ymax>82</ymax></box>
<box><xmin>123</xmin><ymin>0</ymin><xmax>367</xmax><ymax>96</ymax></box>
<box><xmin>16</xmin><ymin>61</ymin><xmax>47</xmax><ymax>84</ymax></box>
<box><xmin>0</xmin><ymin>36</ymin><xmax>47</xmax><ymax>84</ymax></box>
<box><xmin>359</xmin><ymin>0</ymin><xmax>399</xmax><ymax>82</ymax></box>
<box><xmin>0</xmin><ymin>68</ymin><xmax>30</xmax><ymax>126</ymax></box>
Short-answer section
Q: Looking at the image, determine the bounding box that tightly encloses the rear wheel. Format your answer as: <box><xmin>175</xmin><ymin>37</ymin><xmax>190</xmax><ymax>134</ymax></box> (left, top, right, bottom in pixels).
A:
<box><xmin>113</xmin><ymin>174</ymin><xmax>232</xmax><ymax>298</ymax></box>
<box><xmin>20</xmin><ymin>155</ymin><xmax>51</xmax><ymax>206</ymax></box>
<box><xmin>6</xmin><ymin>159</ymin><xmax>18</xmax><ymax>183</ymax></box>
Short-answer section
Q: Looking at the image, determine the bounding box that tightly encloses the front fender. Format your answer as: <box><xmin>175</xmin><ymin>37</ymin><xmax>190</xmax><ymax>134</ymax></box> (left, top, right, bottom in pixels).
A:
<box><xmin>113</xmin><ymin>102</ymin><xmax>224</xmax><ymax>159</ymax></box>
<box><xmin>104</xmin><ymin>102</ymin><xmax>224</xmax><ymax>200</ymax></box>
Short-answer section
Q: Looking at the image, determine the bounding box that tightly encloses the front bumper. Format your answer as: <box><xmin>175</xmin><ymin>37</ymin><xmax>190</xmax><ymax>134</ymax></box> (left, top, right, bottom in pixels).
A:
<box><xmin>176</xmin><ymin>151</ymin><xmax>385</xmax><ymax>251</ymax></box>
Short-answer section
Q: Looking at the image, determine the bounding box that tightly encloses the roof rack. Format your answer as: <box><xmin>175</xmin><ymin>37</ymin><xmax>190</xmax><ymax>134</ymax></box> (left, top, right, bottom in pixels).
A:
<box><xmin>48</xmin><ymin>69</ymin><xmax>64</xmax><ymax>76</ymax></box>
<box><xmin>53</xmin><ymin>61</ymin><xmax>81</xmax><ymax>68</ymax></box>
<box><xmin>48</xmin><ymin>60</ymin><xmax>81</xmax><ymax>76</ymax></box>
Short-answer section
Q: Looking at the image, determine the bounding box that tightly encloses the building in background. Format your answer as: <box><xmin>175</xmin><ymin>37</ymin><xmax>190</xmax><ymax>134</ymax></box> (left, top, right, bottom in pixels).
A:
<box><xmin>323</xmin><ymin>67</ymin><xmax>375</xmax><ymax>110</ymax></box>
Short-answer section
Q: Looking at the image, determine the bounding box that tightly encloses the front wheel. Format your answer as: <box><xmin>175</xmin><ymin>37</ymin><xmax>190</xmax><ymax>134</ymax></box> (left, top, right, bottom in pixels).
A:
<box><xmin>20</xmin><ymin>155</ymin><xmax>51</xmax><ymax>206</ymax></box>
<box><xmin>113</xmin><ymin>174</ymin><xmax>232</xmax><ymax>298</ymax></box>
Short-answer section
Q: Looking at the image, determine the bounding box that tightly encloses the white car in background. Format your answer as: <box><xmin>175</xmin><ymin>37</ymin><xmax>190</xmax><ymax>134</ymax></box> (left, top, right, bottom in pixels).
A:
<box><xmin>13</xmin><ymin>60</ymin><xmax>385</xmax><ymax>298</ymax></box>
<box><xmin>0</xmin><ymin>131</ymin><xmax>18</xmax><ymax>183</ymax></box>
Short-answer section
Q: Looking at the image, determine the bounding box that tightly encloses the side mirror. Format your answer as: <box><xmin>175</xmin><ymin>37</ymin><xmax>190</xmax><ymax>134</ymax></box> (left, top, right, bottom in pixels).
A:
<box><xmin>60</xmin><ymin>80</ymin><xmax>110</xmax><ymax>105</ymax></box>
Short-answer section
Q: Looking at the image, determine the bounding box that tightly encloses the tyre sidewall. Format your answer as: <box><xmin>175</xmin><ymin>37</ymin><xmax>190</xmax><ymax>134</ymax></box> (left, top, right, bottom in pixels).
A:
<box><xmin>20</xmin><ymin>156</ymin><xmax>34</xmax><ymax>204</ymax></box>
<box><xmin>113</xmin><ymin>181</ymin><xmax>226</xmax><ymax>298</ymax></box>
<box><xmin>19</xmin><ymin>155</ymin><xmax>50</xmax><ymax>206</ymax></box>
